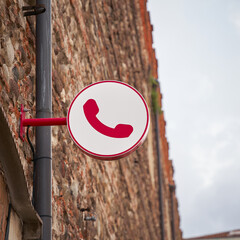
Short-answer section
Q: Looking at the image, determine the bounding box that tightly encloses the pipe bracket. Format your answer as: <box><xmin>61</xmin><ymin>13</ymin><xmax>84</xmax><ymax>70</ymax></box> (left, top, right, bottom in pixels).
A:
<box><xmin>22</xmin><ymin>4</ymin><xmax>46</xmax><ymax>17</ymax></box>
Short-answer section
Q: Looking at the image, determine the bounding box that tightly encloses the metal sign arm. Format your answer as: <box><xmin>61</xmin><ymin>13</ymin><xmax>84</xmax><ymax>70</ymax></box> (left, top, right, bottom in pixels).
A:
<box><xmin>23</xmin><ymin>117</ymin><xmax>67</xmax><ymax>127</ymax></box>
<box><xmin>20</xmin><ymin>105</ymin><xmax>66</xmax><ymax>141</ymax></box>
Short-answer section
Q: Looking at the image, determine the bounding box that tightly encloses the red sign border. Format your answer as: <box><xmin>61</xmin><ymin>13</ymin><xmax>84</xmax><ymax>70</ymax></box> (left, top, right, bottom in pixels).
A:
<box><xmin>67</xmin><ymin>80</ymin><xmax>150</xmax><ymax>160</ymax></box>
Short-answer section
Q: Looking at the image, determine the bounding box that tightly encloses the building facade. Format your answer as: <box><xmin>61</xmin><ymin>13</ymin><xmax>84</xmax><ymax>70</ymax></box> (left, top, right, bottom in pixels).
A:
<box><xmin>185</xmin><ymin>230</ymin><xmax>240</xmax><ymax>240</ymax></box>
<box><xmin>0</xmin><ymin>0</ymin><xmax>182</xmax><ymax>239</ymax></box>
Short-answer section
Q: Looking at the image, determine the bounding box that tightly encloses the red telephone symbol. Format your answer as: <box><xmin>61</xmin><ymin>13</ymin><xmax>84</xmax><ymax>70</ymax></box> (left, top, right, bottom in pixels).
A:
<box><xmin>83</xmin><ymin>99</ymin><xmax>133</xmax><ymax>138</ymax></box>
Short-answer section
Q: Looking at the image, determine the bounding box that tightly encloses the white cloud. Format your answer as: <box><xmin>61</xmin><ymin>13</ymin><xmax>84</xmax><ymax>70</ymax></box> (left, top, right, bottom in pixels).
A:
<box><xmin>229</xmin><ymin>2</ymin><xmax>240</xmax><ymax>36</ymax></box>
<box><xmin>148</xmin><ymin>0</ymin><xmax>240</xmax><ymax>237</ymax></box>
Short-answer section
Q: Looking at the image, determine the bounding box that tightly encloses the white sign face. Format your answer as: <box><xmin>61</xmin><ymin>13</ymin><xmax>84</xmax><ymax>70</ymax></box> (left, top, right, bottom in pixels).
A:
<box><xmin>67</xmin><ymin>81</ymin><xmax>150</xmax><ymax>160</ymax></box>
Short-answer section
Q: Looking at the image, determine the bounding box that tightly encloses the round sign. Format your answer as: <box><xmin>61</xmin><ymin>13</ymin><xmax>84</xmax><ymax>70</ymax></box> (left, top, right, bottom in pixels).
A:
<box><xmin>67</xmin><ymin>80</ymin><xmax>150</xmax><ymax>160</ymax></box>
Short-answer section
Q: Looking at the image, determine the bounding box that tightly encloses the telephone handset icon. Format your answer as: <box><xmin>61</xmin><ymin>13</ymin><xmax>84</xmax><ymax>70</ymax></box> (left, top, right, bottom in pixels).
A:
<box><xmin>83</xmin><ymin>99</ymin><xmax>133</xmax><ymax>138</ymax></box>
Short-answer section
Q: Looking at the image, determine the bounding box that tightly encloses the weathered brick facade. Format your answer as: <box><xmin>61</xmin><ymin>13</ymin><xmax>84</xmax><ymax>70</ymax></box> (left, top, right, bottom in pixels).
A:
<box><xmin>0</xmin><ymin>0</ymin><xmax>182</xmax><ymax>239</ymax></box>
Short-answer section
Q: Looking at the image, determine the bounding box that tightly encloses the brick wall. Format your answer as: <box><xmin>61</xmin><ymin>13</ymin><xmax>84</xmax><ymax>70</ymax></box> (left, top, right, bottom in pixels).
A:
<box><xmin>0</xmin><ymin>0</ymin><xmax>182</xmax><ymax>239</ymax></box>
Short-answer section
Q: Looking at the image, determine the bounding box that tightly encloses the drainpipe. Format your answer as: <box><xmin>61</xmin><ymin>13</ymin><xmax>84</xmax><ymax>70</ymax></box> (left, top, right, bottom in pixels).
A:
<box><xmin>154</xmin><ymin>80</ymin><xmax>165</xmax><ymax>240</ymax></box>
<box><xmin>33</xmin><ymin>0</ymin><xmax>52</xmax><ymax>239</ymax></box>
<box><xmin>169</xmin><ymin>184</ymin><xmax>176</xmax><ymax>240</ymax></box>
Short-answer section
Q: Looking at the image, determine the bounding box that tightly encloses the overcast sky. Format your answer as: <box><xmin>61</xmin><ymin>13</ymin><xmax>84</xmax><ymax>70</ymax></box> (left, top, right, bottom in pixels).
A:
<box><xmin>147</xmin><ymin>0</ymin><xmax>240</xmax><ymax>238</ymax></box>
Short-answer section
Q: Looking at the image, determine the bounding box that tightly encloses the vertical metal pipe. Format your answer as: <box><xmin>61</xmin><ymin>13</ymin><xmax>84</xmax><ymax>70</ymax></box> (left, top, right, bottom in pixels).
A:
<box><xmin>34</xmin><ymin>0</ymin><xmax>52</xmax><ymax>239</ymax></box>
<box><xmin>154</xmin><ymin>81</ymin><xmax>165</xmax><ymax>240</ymax></box>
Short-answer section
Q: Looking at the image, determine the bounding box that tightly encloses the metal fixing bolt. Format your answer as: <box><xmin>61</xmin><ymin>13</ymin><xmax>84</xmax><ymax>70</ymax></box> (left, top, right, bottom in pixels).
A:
<box><xmin>84</xmin><ymin>216</ymin><xmax>96</xmax><ymax>222</ymax></box>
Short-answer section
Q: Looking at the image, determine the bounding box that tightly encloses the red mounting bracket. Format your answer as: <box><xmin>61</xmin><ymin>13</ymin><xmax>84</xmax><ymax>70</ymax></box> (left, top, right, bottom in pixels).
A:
<box><xmin>20</xmin><ymin>104</ymin><xmax>67</xmax><ymax>141</ymax></box>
